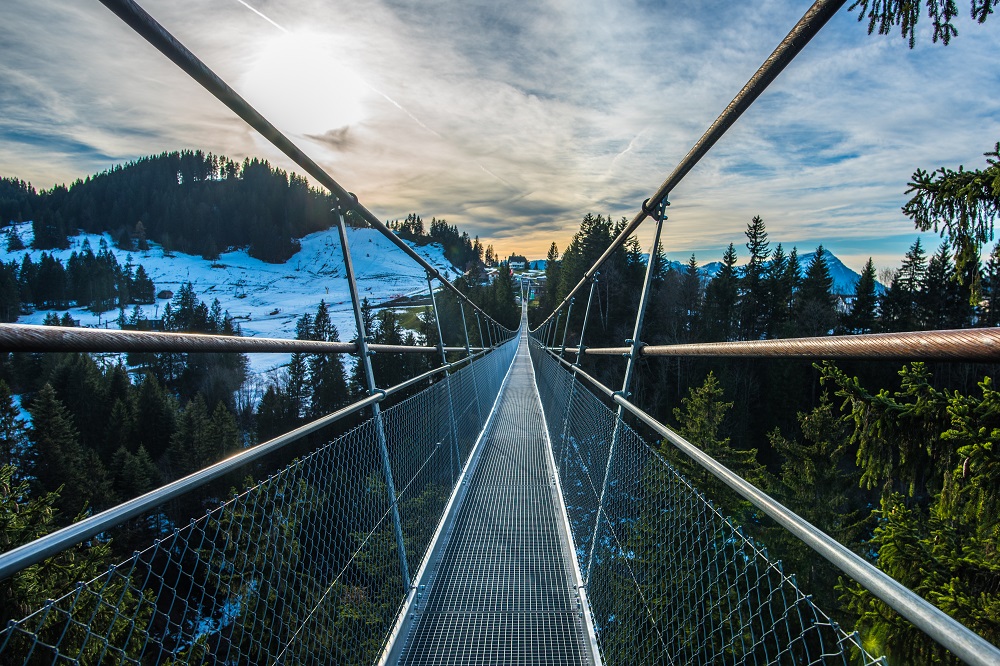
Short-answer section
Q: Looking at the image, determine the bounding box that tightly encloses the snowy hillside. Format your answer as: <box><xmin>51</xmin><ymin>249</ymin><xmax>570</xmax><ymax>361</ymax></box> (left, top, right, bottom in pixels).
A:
<box><xmin>2</xmin><ymin>222</ymin><xmax>461</xmax><ymax>374</ymax></box>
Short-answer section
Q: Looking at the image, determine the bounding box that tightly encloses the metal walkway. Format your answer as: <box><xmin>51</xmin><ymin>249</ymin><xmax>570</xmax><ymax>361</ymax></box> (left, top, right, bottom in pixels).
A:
<box><xmin>391</xmin><ymin>331</ymin><xmax>596</xmax><ymax>665</ymax></box>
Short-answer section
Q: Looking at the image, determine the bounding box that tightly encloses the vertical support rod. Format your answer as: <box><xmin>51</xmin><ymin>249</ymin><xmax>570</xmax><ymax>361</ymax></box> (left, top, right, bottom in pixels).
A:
<box><xmin>585</xmin><ymin>200</ymin><xmax>668</xmax><ymax>584</ymax></box>
<box><xmin>460</xmin><ymin>301</ymin><xmax>483</xmax><ymax>425</ymax></box>
<box><xmin>559</xmin><ymin>278</ymin><xmax>596</xmax><ymax>481</ymax></box>
<box><xmin>576</xmin><ymin>277</ymin><xmax>598</xmax><ymax>365</ymax></box>
<box><xmin>559</xmin><ymin>298</ymin><xmax>574</xmax><ymax>358</ymax></box>
<box><xmin>428</xmin><ymin>275</ymin><xmax>462</xmax><ymax>480</ymax></box>
<box><xmin>335</xmin><ymin>205</ymin><xmax>410</xmax><ymax>588</ymax></box>
<box><xmin>551</xmin><ymin>312</ymin><xmax>562</xmax><ymax>350</ymax></box>
<box><xmin>475</xmin><ymin>311</ymin><xmax>486</xmax><ymax>350</ymax></box>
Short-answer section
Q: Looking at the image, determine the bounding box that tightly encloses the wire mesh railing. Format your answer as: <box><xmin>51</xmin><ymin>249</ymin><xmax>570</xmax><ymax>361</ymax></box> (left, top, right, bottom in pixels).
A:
<box><xmin>0</xmin><ymin>337</ymin><xmax>518</xmax><ymax>664</ymax></box>
<box><xmin>529</xmin><ymin>335</ymin><xmax>881</xmax><ymax>665</ymax></box>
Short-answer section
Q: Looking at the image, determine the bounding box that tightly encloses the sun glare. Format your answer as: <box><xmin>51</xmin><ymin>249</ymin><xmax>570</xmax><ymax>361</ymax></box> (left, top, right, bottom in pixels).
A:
<box><xmin>241</xmin><ymin>31</ymin><xmax>368</xmax><ymax>136</ymax></box>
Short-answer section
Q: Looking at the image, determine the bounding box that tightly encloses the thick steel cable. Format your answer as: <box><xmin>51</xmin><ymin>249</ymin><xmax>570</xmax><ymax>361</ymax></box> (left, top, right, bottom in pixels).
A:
<box><xmin>0</xmin><ymin>323</ymin><xmax>480</xmax><ymax>355</ymax></box>
<box><xmin>533</xmin><ymin>340</ymin><xmax>1000</xmax><ymax>666</ymax></box>
<box><xmin>567</xmin><ymin>327</ymin><xmax>1000</xmax><ymax>362</ymax></box>
<box><xmin>96</xmin><ymin>0</ymin><xmax>512</xmax><ymax>336</ymax></box>
<box><xmin>534</xmin><ymin>0</ymin><xmax>847</xmax><ymax>332</ymax></box>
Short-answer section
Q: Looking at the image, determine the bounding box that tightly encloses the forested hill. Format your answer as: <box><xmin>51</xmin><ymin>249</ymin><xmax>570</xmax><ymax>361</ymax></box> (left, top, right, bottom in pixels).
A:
<box><xmin>0</xmin><ymin>152</ymin><xmax>492</xmax><ymax>269</ymax></box>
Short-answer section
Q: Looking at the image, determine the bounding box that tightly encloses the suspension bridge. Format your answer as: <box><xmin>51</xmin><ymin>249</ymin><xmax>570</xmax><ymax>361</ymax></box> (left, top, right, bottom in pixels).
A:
<box><xmin>1</xmin><ymin>0</ymin><xmax>1000</xmax><ymax>664</ymax></box>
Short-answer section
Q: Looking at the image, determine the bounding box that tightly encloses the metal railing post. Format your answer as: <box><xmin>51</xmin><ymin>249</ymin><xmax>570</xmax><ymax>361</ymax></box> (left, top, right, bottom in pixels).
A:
<box><xmin>551</xmin><ymin>311</ymin><xmax>562</xmax><ymax>350</ymax></box>
<box><xmin>475</xmin><ymin>311</ymin><xmax>486</xmax><ymax>350</ymax></box>
<box><xmin>460</xmin><ymin>301</ymin><xmax>483</xmax><ymax>425</ymax></box>
<box><xmin>428</xmin><ymin>275</ymin><xmax>462</xmax><ymax>482</ymax></box>
<box><xmin>559</xmin><ymin>298</ymin><xmax>574</xmax><ymax>358</ymax></box>
<box><xmin>576</xmin><ymin>276</ymin><xmax>598</xmax><ymax>365</ymax></box>
<box><xmin>558</xmin><ymin>278</ymin><xmax>597</xmax><ymax>480</ymax></box>
<box><xmin>334</xmin><ymin>202</ymin><xmax>410</xmax><ymax>589</ymax></box>
<box><xmin>585</xmin><ymin>199</ymin><xmax>668</xmax><ymax>584</ymax></box>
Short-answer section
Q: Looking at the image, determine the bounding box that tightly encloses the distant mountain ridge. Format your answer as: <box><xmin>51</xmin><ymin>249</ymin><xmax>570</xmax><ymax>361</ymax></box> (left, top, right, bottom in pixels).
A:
<box><xmin>530</xmin><ymin>249</ymin><xmax>883</xmax><ymax>295</ymax></box>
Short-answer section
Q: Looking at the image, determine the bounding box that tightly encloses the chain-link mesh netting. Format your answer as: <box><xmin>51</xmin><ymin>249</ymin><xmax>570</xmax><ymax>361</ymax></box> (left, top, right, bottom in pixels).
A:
<box><xmin>528</xmin><ymin>337</ymin><xmax>883</xmax><ymax>666</ymax></box>
<box><xmin>0</xmin><ymin>339</ymin><xmax>517</xmax><ymax>665</ymax></box>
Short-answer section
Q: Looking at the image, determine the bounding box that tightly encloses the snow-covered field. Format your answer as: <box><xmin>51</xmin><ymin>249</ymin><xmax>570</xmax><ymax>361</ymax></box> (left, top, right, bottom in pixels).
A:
<box><xmin>2</xmin><ymin>222</ymin><xmax>461</xmax><ymax>375</ymax></box>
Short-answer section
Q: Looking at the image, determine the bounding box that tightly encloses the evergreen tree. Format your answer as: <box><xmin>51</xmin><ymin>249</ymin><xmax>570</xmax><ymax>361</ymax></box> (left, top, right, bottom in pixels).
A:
<box><xmin>679</xmin><ymin>254</ymin><xmax>702</xmax><ymax>341</ymax></box>
<box><xmin>28</xmin><ymin>384</ymin><xmax>110</xmax><ymax>518</ymax></box>
<box><xmin>543</xmin><ymin>242</ymin><xmax>561</xmax><ymax>313</ymax></box>
<box><xmin>0</xmin><ymin>261</ymin><xmax>20</xmax><ymax>322</ymax></box>
<box><xmin>256</xmin><ymin>383</ymin><xmax>296</xmax><ymax>442</ymax></box>
<box><xmin>739</xmin><ymin>215</ymin><xmax>770</xmax><ymax>340</ymax></box>
<box><xmin>764</xmin><ymin>396</ymin><xmax>868</xmax><ymax>611</ymax></box>
<box><xmin>919</xmin><ymin>244</ymin><xmax>972</xmax><ymax>329</ymax></box>
<box><xmin>0</xmin><ymin>464</ymin><xmax>150</xmax><ymax>651</ymax></box>
<box><xmin>881</xmin><ymin>238</ymin><xmax>927</xmax><ymax>332</ymax></box>
<box><xmin>793</xmin><ymin>246</ymin><xmax>837</xmax><ymax>337</ymax></box>
<box><xmin>982</xmin><ymin>243</ymin><xmax>1000</xmax><ymax>327</ymax></box>
<box><xmin>664</xmin><ymin>372</ymin><xmax>766</xmax><ymax>518</ymax></box>
<box><xmin>763</xmin><ymin>243</ymin><xmax>792</xmax><ymax>338</ymax></box>
<box><xmin>851</xmin><ymin>0</ymin><xmax>998</xmax><ymax>47</ymax></box>
<box><xmin>702</xmin><ymin>244</ymin><xmax>739</xmax><ymax>341</ymax></box>
<box><xmin>131</xmin><ymin>264</ymin><xmax>155</xmax><ymax>304</ymax></box>
<box><xmin>843</xmin><ymin>257</ymin><xmax>879</xmax><ymax>333</ymax></box>
<box><xmin>306</xmin><ymin>301</ymin><xmax>349</xmax><ymax>417</ymax></box>
<box><xmin>0</xmin><ymin>380</ymin><xmax>26</xmax><ymax>469</ymax></box>
<box><xmin>133</xmin><ymin>373</ymin><xmax>177</xmax><ymax>462</ymax></box>
<box><xmin>824</xmin><ymin>361</ymin><xmax>1000</xmax><ymax>662</ymax></box>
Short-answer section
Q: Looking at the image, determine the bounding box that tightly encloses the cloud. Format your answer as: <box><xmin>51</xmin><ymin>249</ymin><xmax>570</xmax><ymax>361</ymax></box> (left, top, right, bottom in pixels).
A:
<box><xmin>1</xmin><ymin>0</ymin><xmax>998</xmax><ymax>275</ymax></box>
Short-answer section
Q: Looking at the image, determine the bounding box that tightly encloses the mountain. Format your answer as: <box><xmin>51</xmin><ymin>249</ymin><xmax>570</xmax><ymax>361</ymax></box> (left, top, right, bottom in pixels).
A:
<box><xmin>610</xmin><ymin>249</ymin><xmax>882</xmax><ymax>295</ymax></box>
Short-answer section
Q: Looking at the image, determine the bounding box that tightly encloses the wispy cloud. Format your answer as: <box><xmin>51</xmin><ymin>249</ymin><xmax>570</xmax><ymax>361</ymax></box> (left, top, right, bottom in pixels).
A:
<box><xmin>1</xmin><ymin>0</ymin><xmax>998</xmax><ymax>273</ymax></box>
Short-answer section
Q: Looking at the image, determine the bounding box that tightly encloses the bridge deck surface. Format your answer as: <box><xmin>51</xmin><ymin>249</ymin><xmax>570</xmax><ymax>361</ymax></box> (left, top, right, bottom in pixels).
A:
<box><xmin>395</xmin><ymin>333</ymin><xmax>593</xmax><ymax>665</ymax></box>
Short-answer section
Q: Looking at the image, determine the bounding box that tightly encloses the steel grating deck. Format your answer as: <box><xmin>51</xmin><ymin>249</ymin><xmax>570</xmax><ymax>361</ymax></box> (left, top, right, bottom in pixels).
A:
<box><xmin>394</xmin><ymin>334</ymin><xmax>594</xmax><ymax>665</ymax></box>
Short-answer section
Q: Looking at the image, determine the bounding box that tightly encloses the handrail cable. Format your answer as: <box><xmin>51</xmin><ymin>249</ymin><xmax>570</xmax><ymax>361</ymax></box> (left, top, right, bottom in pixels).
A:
<box><xmin>533</xmin><ymin>340</ymin><xmax>1000</xmax><ymax>666</ymax></box>
<box><xmin>0</xmin><ymin>323</ymin><xmax>490</xmax><ymax>355</ymax></box>
<box><xmin>558</xmin><ymin>327</ymin><xmax>1000</xmax><ymax>362</ymax></box>
<box><xmin>0</xmin><ymin>342</ymin><xmax>499</xmax><ymax>582</ymax></box>
<box><xmin>95</xmin><ymin>0</ymin><xmax>513</xmax><ymax>339</ymax></box>
<box><xmin>532</xmin><ymin>0</ymin><xmax>846</xmax><ymax>332</ymax></box>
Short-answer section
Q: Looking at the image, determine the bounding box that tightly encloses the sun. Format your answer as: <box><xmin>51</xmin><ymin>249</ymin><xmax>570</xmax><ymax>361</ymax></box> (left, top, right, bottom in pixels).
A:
<box><xmin>240</xmin><ymin>30</ymin><xmax>369</xmax><ymax>136</ymax></box>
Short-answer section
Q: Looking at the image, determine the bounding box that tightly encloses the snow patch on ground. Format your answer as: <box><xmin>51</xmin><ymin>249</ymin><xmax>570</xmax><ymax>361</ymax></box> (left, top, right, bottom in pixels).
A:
<box><xmin>1</xmin><ymin>222</ymin><xmax>460</xmax><ymax>375</ymax></box>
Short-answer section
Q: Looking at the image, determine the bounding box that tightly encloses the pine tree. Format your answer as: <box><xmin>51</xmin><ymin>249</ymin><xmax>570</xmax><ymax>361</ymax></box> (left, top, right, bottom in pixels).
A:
<box><xmin>763</xmin><ymin>244</ymin><xmax>791</xmax><ymax>338</ymax></box>
<box><xmin>28</xmin><ymin>384</ymin><xmax>110</xmax><ymax>518</ymax></box>
<box><xmin>0</xmin><ymin>261</ymin><xmax>20</xmax><ymax>322</ymax></box>
<box><xmin>825</xmin><ymin>361</ymin><xmax>1000</xmax><ymax>662</ymax></box>
<box><xmin>665</xmin><ymin>372</ymin><xmax>766</xmax><ymax>517</ymax></box>
<box><xmin>739</xmin><ymin>215</ymin><xmax>770</xmax><ymax>340</ymax></box>
<box><xmin>793</xmin><ymin>246</ymin><xmax>837</xmax><ymax>337</ymax></box>
<box><xmin>543</xmin><ymin>242</ymin><xmax>561</xmax><ymax>313</ymax></box>
<box><xmin>982</xmin><ymin>243</ymin><xmax>1000</xmax><ymax>327</ymax></box>
<box><xmin>882</xmin><ymin>238</ymin><xmax>927</xmax><ymax>332</ymax></box>
<box><xmin>679</xmin><ymin>254</ymin><xmax>702</xmax><ymax>341</ymax></box>
<box><xmin>702</xmin><ymin>244</ymin><xmax>739</xmax><ymax>341</ymax></box>
<box><xmin>919</xmin><ymin>244</ymin><xmax>972</xmax><ymax>329</ymax></box>
<box><xmin>0</xmin><ymin>380</ymin><xmax>26</xmax><ymax>469</ymax></box>
<box><xmin>843</xmin><ymin>257</ymin><xmax>879</xmax><ymax>333</ymax></box>
<box><xmin>307</xmin><ymin>301</ymin><xmax>349</xmax><ymax>417</ymax></box>
<box><xmin>764</xmin><ymin>395</ymin><xmax>867</xmax><ymax>611</ymax></box>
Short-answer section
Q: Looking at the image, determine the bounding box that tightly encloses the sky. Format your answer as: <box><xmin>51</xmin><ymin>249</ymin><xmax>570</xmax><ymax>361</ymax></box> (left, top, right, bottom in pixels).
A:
<box><xmin>2</xmin><ymin>0</ymin><xmax>999</xmax><ymax>275</ymax></box>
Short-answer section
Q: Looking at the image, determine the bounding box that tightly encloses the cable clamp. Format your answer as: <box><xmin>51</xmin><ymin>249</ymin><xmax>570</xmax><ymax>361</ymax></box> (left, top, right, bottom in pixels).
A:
<box><xmin>331</xmin><ymin>191</ymin><xmax>359</xmax><ymax>214</ymax></box>
<box><xmin>613</xmin><ymin>390</ymin><xmax>632</xmax><ymax>399</ymax></box>
<box><xmin>371</xmin><ymin>388</ymin><xmax>387</xmax><ymax>400</ymax></box>
<box><xmin>642</xmin><ymin>197</ymin><xmax>670</xmax><ymax>222</ymax></box>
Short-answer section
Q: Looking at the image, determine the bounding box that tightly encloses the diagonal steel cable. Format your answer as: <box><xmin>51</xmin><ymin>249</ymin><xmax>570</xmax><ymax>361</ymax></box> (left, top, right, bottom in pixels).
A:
<box><xmin>533</xmin><ymin>0</ymin><xmax>847</xmax><ymax>332</ymax></box>
<box><xmin>96</xmin><ymin>0</ymin><xmax>512</xmax><ymax>338</ymax></box>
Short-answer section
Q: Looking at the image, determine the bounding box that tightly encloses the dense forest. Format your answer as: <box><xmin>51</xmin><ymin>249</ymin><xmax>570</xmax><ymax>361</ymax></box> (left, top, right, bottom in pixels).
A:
<box><xmin>535</xmin><ymin>210</ymin><xmax>1000</xmax><ymax>663</ymax></box>
<box><xmin>0</xmin><ymin>154</ymin><xmax>493</xmax><ymax>269</ymax></box>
